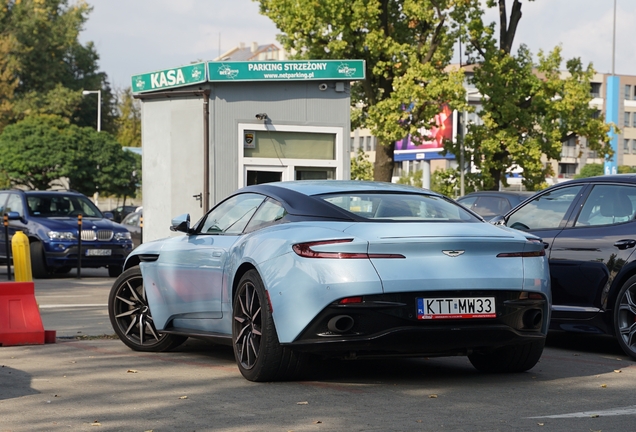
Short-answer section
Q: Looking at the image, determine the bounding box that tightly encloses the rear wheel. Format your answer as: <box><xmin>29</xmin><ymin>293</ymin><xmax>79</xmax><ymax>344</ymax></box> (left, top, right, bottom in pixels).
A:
<box><xmin>468</xmin><ymin>339</ymin><xmax>545</xmax><ymax>373</ymax></box>
<box><xmin>108</xmin><ymin>266</ymin><xmax>187</xmax><ymax>352</ymax></box>
<box><xmin>29</xmin><ymin>241</ymin><xmax>49</xmax><ymax>279</ymax></box>
<box><xmin>614</xmin><ymin>276</ymin><xmax>636</xmax><ymax>360</ymax></box>
<box><xmin>232</xmin><ymin>269</ymin><xmax>311</xmax><ymax>381</ymax></box>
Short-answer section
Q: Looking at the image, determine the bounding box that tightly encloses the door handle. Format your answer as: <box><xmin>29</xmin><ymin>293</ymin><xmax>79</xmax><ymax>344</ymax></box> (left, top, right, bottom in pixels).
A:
<box><xmin>614</xmin><ymin>239</ymin><xmax>636</xmax><ymax>250</ymax></box>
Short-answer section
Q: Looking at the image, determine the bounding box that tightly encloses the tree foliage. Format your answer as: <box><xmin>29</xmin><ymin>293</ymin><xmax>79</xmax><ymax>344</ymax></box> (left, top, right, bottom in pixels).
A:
<box><xmin>574</xmin><ymin>163</ymin><xmax>636</xmax><ymax>179</ymax></box>
<box><xmin>0</xmin><ymin>115</ymin><xmax>140</xmax><ymax>197</ymax></box>
<box><xmin>350</xmin><ymin>148</ymin><xmax>374</xmax><ymax>180</ymax></box>
<box><xmin>115</xmin><ymin>88</ymin><xmax>142</xmax><ymax>148</ymax></box>
<box><xmin>456</xmin><ymin>0</ymin><xmax>613</xmax><ymax>190</ymax></box>
<box><xmin>0</xmin><ymin>0</ymin><xmax>117</xmax><ymax>133</ymax></box>
<box><xmin>255</xmin><ymin>0</ymin><xmax>472</xmax><ymax>182</ymax></box>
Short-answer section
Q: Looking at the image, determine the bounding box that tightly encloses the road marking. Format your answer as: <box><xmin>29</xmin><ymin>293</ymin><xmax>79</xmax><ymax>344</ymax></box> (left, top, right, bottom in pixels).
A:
<box><xmin>529</xmin><ymin>405</ymin><xmax>636</xmax><ymax>418</ymax></box>
<box><xmin>39</xmin><ymin>304</ymin><xmax>107</xmax><ymax>309</ymax></box>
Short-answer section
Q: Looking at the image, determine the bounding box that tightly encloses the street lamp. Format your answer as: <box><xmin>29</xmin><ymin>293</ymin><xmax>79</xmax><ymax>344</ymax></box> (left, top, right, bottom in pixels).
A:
<box><xmin>460</xmin><ymin>88</ymin><xmax>481</xmax><ymax>196</ymax></box>
<box><xmin>82</xmin><ymin>90</ymin><xmax>101</xmax><ymax>132</ymax></box>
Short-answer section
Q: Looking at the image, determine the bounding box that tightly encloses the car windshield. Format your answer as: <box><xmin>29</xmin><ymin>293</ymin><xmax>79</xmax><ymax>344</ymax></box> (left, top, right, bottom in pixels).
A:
<box><xmin>318</xmin><ymin>192</ymin><xmax>480</xmax><ymax>222</ymax></box>
<box><xmin>26</xmin><ymin>193</ymin><xmax>103</xmax><ymax>218</ymax></box>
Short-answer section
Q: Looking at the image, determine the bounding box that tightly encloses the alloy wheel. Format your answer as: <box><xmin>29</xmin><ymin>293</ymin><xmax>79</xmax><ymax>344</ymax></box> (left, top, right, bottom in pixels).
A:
<box><xmin>112</xmin><ymin>274</ymin><xmax>163</xmax><ymax>347</ymax></box>
<box><xmin>233</xmin><ymin>281</ymin><xmax>262</xmax><ymax>370</ymax></box>
<box><xmin>616</xmin><ymin>283</ymin><xmax>636</xmax><ymax>356</ymax></box>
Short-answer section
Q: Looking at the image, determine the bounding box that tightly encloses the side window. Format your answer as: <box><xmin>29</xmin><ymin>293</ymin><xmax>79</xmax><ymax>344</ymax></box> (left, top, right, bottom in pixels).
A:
<box><xmin>5</xmin><ymin>194</ymin><xmax>24</xmax><ymax>217</ymax></box>
<box><xmin>457</xmin><ymin>196</ymin><xmax>478</xmax><ymax>209</ymax></box>
<box><xmin>245</xmin><ymin>199</ymin><xmax>286</xmax><ymax>233</ymax></box>
<box><xmin>199</xmin><ymin>193</ymin><xmax>265</xmax><ymax>235</ymax></box>
<box><xmin>123</xmin><ymin>213</ymin><xmax>140</xmax><ymax>227</ymax></box>
<box><xmin>474</xmin><ymin>197</ymin><xmax>511</xmax><ymax>217</ymax></box>
<box><xmin>0</xmin><ymin>192</ymin><xmax>9</xmax><ymax>214</ymax></box>
<box><xmin>507</xmin><ymin>185</ymin><xmax>583</xmax><ymax>230</ymax></box>
<box><xmin>575</xmin><ymin>184</ymin><xmax>636</xmax><ymax>227</ymax></box>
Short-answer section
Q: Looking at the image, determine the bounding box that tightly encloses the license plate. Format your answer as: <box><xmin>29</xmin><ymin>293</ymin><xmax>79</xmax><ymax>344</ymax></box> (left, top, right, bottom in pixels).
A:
<box><xmin>85</xmin><ymin>249</ymin><xmax>112</xmax><ymax>256</ymax></box>
<box><xmin>417</xmin><ymin>297</ymin><xmax>496</xmax><ymax>320</ymax></box>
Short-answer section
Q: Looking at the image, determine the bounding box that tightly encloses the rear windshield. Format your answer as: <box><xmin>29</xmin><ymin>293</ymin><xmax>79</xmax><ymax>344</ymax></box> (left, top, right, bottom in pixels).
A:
<box><xmin>318</xmin><ymin>193</ymin><xmax>480</xmax><ymax>222</ymax></box>
<box><xmin>26</xmin><ymin>194</ymin><xmax>103</xmax><ymax>218</ymax></box>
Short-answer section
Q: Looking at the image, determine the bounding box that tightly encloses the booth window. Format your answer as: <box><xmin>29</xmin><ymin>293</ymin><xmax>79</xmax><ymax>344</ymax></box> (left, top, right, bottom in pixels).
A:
<box><xmin>245</xmin><ymin>131</ymin><xmax>335</xmax><ymax>160</ymax></box>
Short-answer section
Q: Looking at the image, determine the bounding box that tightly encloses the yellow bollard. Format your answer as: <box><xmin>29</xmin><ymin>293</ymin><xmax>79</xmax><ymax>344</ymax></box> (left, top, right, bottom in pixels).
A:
<box><xmin>11</xmin><ymin>231</ymin><xmax>32</xmax><ymax>282</ymax></box>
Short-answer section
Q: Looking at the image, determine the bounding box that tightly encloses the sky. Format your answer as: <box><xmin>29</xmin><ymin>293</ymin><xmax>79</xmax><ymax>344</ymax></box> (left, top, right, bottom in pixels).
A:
<box><xmin>79</xmin><ymin>0</ymin><xmax>636</xmax><ymax>90</ymax></box>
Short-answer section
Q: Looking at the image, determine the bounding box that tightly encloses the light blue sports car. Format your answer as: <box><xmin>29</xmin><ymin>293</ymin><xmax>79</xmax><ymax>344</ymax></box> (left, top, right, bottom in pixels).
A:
<box><xmin>108</xmin><ymin>181</ymin><xmax>551</xmax><ymax>381</ymax></box>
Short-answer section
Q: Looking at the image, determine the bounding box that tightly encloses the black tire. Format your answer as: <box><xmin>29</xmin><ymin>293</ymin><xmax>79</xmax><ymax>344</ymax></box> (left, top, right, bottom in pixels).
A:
<box><xmin>29</xmin><ymin>241</ymin><xmax>49</xmax><ymax>279</ymax></box>
<box><xmin>108</xmin><ymin>265</ymin><xmax>123</xmax><ymax>278</ymax></box>
<box><xmin>108</xmin><ymin>266</ymin><xmax>187</xmax><ymax>352</ymax></box>
<box><xmin>232</xmin><ymin>269</ymin><xmax>311</xmax><ymax>382</ymax></box>
<box><xmin>468</xmin><ymin>339</ymin><xmax>545</xmax><ymax>373</ymax></box>
<box><xmin>614</xmin><ymin>276</ymin><xmax>636</xmax><ymax>360</ymax></box>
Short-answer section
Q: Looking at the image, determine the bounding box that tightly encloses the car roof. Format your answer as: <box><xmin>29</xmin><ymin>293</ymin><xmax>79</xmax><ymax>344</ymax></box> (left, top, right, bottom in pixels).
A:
<box><xmin>244</xmin><ymin>180</ymin><xmax>441</xmax><ymax>197</ymax></box>
<box><xmin>237</xmin><ymin>181</ymin><xmax>444</xmax><ymax>221</ymax></box>
<box><xmin>4</xmin><ymin>189</ymin><xmax>84</xmax><ymax>196</ymax></box>
<box><xmin>458</xmin><ymin>191</ymin><xmax>536</xmax><ymax>199</ymax></box>
<box><xmin>549</xmin><ymin>174</ymin><xmax>636</xmax><ymax>185</ymax></box>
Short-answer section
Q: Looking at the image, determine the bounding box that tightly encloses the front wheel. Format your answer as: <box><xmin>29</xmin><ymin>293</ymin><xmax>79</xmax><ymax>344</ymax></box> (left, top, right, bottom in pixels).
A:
<box><xmin>468</xmin><ymin>339</ymin><xmax>545</xmax><ymax>373</ymax></box>
<box><xmin>29</xmin><ymin>241</ymin><xmax>49</xmax><ymax>279</ymax></box>
<box><xmin>232</xmin><ymin>269</ymin><xmax>311</xmax><ymax>381</ymax></box>
<box><xmin>614</xmin><ymin>276</ymin><xmax>636</xmax><ymax>360</ymax></box>
<box><xmin>108</xmin><ymin>266</ymin><xmax>187</xmax><ymax>352</ymax></box>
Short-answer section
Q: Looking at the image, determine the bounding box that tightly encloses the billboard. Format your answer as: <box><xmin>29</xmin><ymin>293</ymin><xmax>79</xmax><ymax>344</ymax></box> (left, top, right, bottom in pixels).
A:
<box><xmin>394</xmin><ymin>104</ymin><xmax>454</xmax><ymax>154</ymax></box>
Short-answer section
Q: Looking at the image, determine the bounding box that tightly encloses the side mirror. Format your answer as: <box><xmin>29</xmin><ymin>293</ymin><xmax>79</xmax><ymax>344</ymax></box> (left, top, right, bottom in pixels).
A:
<box><xmin>170</xmin><ymin>213</ymin><xmax>191</xmax><ymax>233</ymax></box>
<box><xmin>5</xmin><ymin>211</ymin><xmax>21</xmax><ymax>221</ymax></box>
<box><xmin>103</xmin><ymin>211</ymin><xmax>114</xmax><ymax>220</ymax></box>
<box><xmin>489</xmin><ymin>215</ymin><xmax>507</xmax><ymax>226</ymax></box>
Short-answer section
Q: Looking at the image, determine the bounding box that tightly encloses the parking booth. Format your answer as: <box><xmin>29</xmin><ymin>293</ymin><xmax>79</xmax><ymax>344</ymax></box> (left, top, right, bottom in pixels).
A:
<box><xmin>132</xmin><ymin>60</ymin><xmax>365</xmax><ymax>242</ymax></box>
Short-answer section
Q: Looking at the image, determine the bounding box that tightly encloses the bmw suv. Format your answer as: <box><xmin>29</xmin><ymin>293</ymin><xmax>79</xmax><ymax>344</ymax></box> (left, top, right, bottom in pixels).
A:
<box><xmin>0</xmin><ymin>190</ymin><xmax>133</xmax><ymax>278</ymax></box>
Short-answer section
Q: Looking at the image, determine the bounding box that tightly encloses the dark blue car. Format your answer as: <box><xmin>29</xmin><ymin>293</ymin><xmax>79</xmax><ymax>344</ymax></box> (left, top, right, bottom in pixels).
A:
<box><xmin>0</xmin><ymin>190</ymin><xmax>133</xmax><ymax>278</ymax></box>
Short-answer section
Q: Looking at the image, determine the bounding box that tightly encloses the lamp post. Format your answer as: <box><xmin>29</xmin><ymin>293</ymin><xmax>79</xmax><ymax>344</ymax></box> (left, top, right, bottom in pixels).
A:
<box><xmin>82</xmin><ymin>90</ymin><xmax>101</xmax><ymax>132</ymax></box>
<box><xmin>460</xmin><ymin>88</ymin><xmax>481</xmax><ymax>196</ymax></box>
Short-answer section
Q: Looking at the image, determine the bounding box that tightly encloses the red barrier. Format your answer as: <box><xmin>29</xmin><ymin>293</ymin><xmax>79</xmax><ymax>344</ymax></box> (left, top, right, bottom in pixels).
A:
<box><xmin>0</xmin><ymin>282</ymin><xmax>46</xmax><ymax>346</ymax></box>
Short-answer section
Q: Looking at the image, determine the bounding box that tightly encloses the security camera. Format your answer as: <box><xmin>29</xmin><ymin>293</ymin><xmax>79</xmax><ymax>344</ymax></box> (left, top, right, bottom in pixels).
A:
<box><xmin>255</xmin><ymin>113</ymin><xmax>268</xmax><ymax>120</ymax></box>
<box><xmin>318</xmin><ymin>83</ymin><xmax>328</xmax><ymax>91</ymax></box>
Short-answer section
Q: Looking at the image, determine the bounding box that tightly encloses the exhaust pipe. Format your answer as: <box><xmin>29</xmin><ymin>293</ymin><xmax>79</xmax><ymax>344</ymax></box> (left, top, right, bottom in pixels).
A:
<box><xmin>327</xmin><ymin>315</ymin><xmax>354</xmax><ymax>333</ymax></box>
<box><xmin>522</xmin><ymin>309</ymin><xmax>542</xmax><ymax>329</ymax></box>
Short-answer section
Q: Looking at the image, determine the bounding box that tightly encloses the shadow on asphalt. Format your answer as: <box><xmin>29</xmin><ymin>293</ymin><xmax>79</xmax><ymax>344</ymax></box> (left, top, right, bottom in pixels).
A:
<box><xmin>546</xmin><ymin>330</ymin><xmax>624</xmax><ymax>357</ymax></box>
<box><xmin>0</xmin><ymin>366</ymin><xmax>39</xmax><ymax>400</ymax></box>
<box><xmin>158</xmin><ymin>330</ymin><xmax>633</xmax><ymax>385</ymax></box>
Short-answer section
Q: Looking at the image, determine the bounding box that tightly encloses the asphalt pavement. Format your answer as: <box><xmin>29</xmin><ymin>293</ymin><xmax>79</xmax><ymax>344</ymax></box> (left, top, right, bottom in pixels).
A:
<box><xmin>1</xmin><ymin>267</ymin><xmax>636</xmax><ymax>432</ymax></box>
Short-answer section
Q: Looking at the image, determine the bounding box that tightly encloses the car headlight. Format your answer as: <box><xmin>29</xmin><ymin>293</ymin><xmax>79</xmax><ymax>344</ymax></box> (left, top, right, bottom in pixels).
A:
<box><xmin>114</xmin><ymin>232</ymin><xmax>132</xmax><ymax>241</ymax></box>
<box><xmin>48</xmin><ymin>231</ymin><xmax>76</xmax><ymax>240</ymax></box>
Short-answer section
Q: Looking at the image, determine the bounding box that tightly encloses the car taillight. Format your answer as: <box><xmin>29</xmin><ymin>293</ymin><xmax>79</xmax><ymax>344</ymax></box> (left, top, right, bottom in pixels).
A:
<box><xmin>497</xmin><ymin>250</ymin><xmax>545</xmax><ymax>258</ymax></box>
<box><xmin>292</xmin><ymin>239</ymin><xmax>405</xmax><ymax>259</ymax></box>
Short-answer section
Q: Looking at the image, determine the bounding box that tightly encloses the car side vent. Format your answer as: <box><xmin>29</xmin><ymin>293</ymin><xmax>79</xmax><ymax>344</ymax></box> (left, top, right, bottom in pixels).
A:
<box><xmin>138</xmin><ymin>254</ymin><xmax>159</xmax><ymax>262</ymax></box>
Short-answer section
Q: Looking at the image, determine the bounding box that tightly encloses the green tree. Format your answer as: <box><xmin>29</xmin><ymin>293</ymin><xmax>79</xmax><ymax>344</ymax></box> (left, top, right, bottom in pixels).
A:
<box><xmin>430</xmin><ymin>167</ymin><xmax>478</xmax><ymax>197</ymax></box>
<box><xmin>0</xmin><ymin>115</ymin><xmax>138</xmax><ymax>196</ymax></box>
<box><xmin>350</xmin><ymin>148</ymin><xmax>374</xmax><ymax>180</ymax></box>
<box><xmin>397</xmin><ymin>169</ymin><xmax>423</xmax><ymax>188</ymax></box>
<box><xmin>0</xmin><ymin>33</ymin><xmax>20</xmax><ymax>130</ymax></box>
<box><xmin>574</xmin><ymin>163</ymin><xmax>603</xmax><ymax>179</ymax></box>
<box><xmin>458</xmin><ymin>0</ymin><xmax>613</xmax><ymax>191</ymax></box>
<box><xmin>115</xmin><ymin>88</ymin><xmax>142</xmax><ymax>148</ymax></box>
<box><xmin>255</xmin><ymin>0</ymin><xmax>472</xmax><ymax>182</ymax></box>
<box><xmin>0</xmin><ymin>0</ymin><xmax>117</xmax><ymax>132</ymax></box>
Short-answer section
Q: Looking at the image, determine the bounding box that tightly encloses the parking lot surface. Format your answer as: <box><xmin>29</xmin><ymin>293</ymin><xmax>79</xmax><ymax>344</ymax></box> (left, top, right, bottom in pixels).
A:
<box><xmin>1</xmin><ymin>269</ymin><xmax>635</xmax><ymax>431</ymax></box>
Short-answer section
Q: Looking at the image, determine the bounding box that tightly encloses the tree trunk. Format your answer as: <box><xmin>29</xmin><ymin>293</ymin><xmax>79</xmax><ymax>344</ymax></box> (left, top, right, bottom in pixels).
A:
<box><xmin>373</xmin><ymin>141</ymin><xmax>394</xmax><ymax>182</ymax></box>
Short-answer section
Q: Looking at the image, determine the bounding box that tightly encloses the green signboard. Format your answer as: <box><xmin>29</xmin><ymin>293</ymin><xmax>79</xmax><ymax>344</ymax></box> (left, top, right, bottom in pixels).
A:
<box><xmin>131</xmin><ymin>62</ymin><xmax>207</xmax><ymax>93</ymax></box>
<box><xmin>207</xmin><ymin>60</ymin><xmax>365</xmax><ymax>82</ymax></box>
